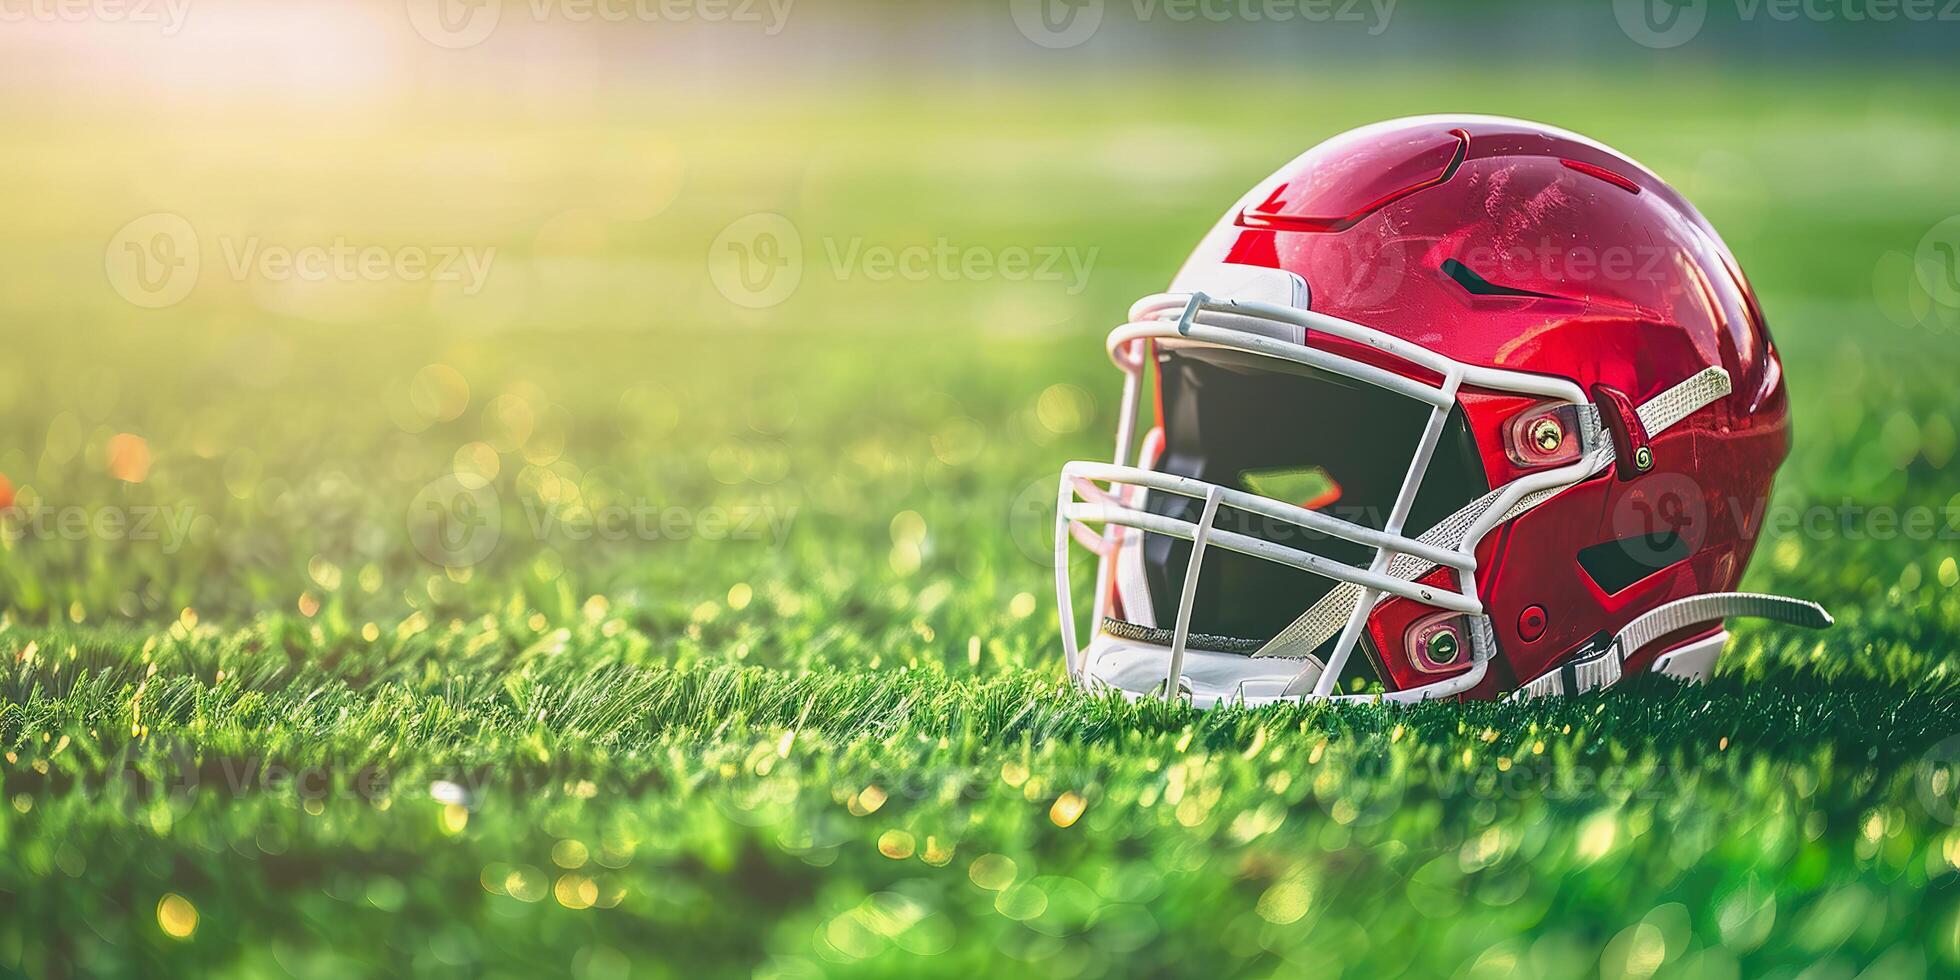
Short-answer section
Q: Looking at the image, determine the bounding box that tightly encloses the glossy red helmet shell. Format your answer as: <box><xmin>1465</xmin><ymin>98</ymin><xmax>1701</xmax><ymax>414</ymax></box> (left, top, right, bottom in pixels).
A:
<box><xmin>1205</xmin><ymin>115</ymin><xmax>1785</xmax><ymax>693</ymax></box>
<box><xmin>1058</xmin><ymin>115</ymin><xmax>1806</xmax><ymax>701</ymax></box>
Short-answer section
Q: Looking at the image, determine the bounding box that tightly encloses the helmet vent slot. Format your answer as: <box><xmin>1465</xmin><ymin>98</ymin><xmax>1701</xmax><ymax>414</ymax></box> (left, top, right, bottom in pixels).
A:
<box><xmin>1576</xmin><ymin>532</ymin><xmax>1691</xmax><ymax>595</ymax></box>
<box><xmin>1439</xmin><ymin>258</ymin><xmax>1562</xmax><ymax>301</ymax></box>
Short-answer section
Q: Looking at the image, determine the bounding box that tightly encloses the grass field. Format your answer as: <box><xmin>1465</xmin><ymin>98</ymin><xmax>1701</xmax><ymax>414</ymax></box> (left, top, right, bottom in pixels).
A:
<box><xmin>4</xmin><ymin>64</ymin><xmax>1960</xmax><ymax>977</ymax></box>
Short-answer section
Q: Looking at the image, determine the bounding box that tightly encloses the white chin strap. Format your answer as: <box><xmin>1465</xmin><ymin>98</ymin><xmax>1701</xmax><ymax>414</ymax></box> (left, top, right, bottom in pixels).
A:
<box><xmin>1512</xmin><ymin>593</ymin><xmax>1834</xmax><ymax>699</ymax></box>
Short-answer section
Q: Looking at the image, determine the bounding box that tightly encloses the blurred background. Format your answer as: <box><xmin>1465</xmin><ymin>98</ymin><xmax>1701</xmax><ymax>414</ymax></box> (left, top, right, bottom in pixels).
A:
<box><xmin>1</xmin><ymin>0</ymin><xmax>1956</xmax><ymax>627</ymax></box>
<box><xmin>3</xmin><ymin>1</ymin><xmax>1960</xmax><ymax>976</ymax></box>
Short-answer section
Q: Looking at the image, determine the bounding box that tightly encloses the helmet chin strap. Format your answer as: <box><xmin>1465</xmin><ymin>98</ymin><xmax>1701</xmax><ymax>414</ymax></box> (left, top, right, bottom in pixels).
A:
<box><xmin>1257</xmin><ymin>366</ymin><xmax>1742</xmax><ymax>683</ymax></box>
<box><xmin>1511</xmin><ymin>593</ymin><xmax>1833</xmax><ymax>699</ymax></box>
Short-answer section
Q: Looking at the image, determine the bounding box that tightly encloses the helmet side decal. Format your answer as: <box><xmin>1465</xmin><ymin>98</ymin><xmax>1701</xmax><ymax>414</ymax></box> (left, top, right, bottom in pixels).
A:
<box><xmin>1236</xmin><ymin>129</ymin><xmax>1470</xmax><ymax>235</ymax></box>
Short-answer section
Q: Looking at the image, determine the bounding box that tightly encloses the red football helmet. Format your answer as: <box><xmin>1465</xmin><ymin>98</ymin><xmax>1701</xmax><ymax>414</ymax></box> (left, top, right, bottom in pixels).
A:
<box><xmin>1055</xmin><ymin>115</ymin><xmax>1831</xmax><ymax>706</ymax></box>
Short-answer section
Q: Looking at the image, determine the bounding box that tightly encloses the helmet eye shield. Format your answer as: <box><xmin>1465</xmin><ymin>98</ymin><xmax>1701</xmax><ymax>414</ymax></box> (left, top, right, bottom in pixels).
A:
<box><xmin>1141</xmin><ymin>344</ymin><xmax>1488</xmax><ymax>647</ymax></box>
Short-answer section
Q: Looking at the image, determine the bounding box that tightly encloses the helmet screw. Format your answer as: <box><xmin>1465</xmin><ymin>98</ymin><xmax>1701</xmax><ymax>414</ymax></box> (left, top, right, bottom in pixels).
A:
<box><xmin>1529</xmin><ymin>417</ymin><xmax>1564</xmax><ymax>454</ymax></box>
<box><xmin>1633</xmin><ymin>446</ymin><xmax>1654</xmax><ymax>472</ymax></box>
<box><xmin>1426</xmin><ymin>628</ymin><xmax>1461</xmax><ymax>665</ymax></box>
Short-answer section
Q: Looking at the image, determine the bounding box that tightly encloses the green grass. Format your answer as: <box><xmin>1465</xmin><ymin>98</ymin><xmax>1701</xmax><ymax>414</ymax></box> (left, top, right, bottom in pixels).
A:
<box><xmin>4</xmin><ymin>66</ymin><xmax>1960</xmax><ymax>976</ymax></box>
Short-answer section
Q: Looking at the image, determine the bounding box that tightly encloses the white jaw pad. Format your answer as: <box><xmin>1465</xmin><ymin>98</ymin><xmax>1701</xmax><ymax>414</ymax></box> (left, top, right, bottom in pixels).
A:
<box><xmin>1649</xmin><ymin>630</ymin><xmax>1729</xmax><ymax>683</ymax></box>
<box><xmin>1081</xmin><ymin>632</ymin><xmax>1320</xmax><ymax>709</ymax></box>
<box><xmin>1165</xmin><ymin>262</ymin><xmax>1308</xmax><ymax>311</ymax></box>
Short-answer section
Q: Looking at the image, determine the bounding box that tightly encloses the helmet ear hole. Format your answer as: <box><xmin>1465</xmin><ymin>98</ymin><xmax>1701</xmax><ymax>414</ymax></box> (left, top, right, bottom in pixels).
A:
<box><xmin>1504</xmin><ymin>403</ymin><xmax>1585</xmax><ymax>467</ymax></box>
<box><xmin>1406</xmin><ymin>612</ymin><xmax>1473</xmax><ymax>674</ymax></box>
<box><xmin>1356</xmin><ymin>569</ymin><xmax>1477</xmax><ymax>692</ymax></box>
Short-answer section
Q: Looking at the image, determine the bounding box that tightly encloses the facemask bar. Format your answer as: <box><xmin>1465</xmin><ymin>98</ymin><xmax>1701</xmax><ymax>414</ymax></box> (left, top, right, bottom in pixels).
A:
<box><xmin>1056</xmin><ymin>291</ymin><xmax>1596</xmax><ymax>703</ymax></box>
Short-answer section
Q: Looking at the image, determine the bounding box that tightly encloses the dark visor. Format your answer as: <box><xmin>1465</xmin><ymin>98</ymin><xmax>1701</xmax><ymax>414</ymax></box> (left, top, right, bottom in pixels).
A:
<box><xmin>1138</xmin><ymin>344</ymin><xmax>1489</xmax><ymax>646</ymax></box>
